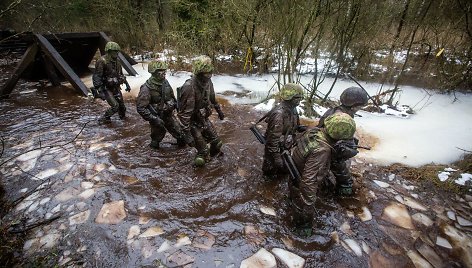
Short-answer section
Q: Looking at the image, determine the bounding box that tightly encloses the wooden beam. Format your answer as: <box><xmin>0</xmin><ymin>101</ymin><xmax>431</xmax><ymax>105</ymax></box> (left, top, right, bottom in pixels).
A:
<box><xmin>41</xmin><ymin>53</ymin><xmax>61</xmax><ymax>86</ymax></box>
<box><xmin>99</xmin><ymin>32</ymin><xmax>138</xmax><ymax>76</ymax></box>
<box><xmin>0</xmin><ymin>43</ymin><xmax>38</xmax><ymax>99</ymax></box>
<box><xmin>34</xmin><ymin>34</ymin><xmax>89</xmax><ymax>96</ymax></box>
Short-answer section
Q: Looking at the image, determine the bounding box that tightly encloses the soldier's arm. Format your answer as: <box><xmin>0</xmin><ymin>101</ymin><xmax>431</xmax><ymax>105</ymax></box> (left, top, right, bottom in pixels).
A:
<box><xmin>92</xmin><ymin>59</ymin><xmax>105</xmax><ymax>88</ymax></box>
<box><xmin>299</xmin><ymin>147</ymin><xmax>331</xmax><ymax>205</ymax></box>
<box><xmin>136</xmin><ymin>85</ymin><xmax>154</xmax><ymax>121</ymax></box>
<box><xmin>177</xmin><ymin>84</ymin><xmax>194</xmax><ymax>131</ymax></box>
<box><xmin>209</xmin><ymin>81</ymin><xmax>224</xmax><ymax>120</ymax></box>
<box><xmin>265</xmin><ymin>110</ymin><xmax>284</xmax><ymax>154</ymax></box>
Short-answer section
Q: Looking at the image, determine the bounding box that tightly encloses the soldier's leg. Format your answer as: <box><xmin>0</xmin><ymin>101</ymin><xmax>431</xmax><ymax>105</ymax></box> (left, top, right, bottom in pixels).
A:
<box><xmin>289</xmin><ymin>182</ymin><xmax>316</xmax><ymax>237</ymax></box>
<box><xmin>201</xmin><ymin>119</ymin><xmax>222</xmax><ymax>157</ymax></box>
<box><xmin>190</xmin><ymin>125</ymin><xmax>209</xmax><ymax>166</ymax></box>
<box><xmin>331</xmin><ymin>159</ymin><xmax>353</xmax><ymax>196</ymax></box>
<box><xmin>114</xmin><ymin>91</ymin><xmax>126</xmax><ymax>119</ymax></box>
<box><xmin>163</xmin><ymin>114</ymin><xmax>186</xmax><ymax>147</ymax></box>
<box><xmin>149</xmin><ymin>122</ymin><xmax>166</xmax><ymax>149</ymax></box>
<box><xmin>101</xmin><ymin>89</ymin><xmax>119</xmax><ymax>122</ymax></box>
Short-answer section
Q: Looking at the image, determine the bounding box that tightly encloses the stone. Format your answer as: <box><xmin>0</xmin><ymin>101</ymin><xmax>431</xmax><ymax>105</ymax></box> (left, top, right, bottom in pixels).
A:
<box><xmin>192</xmin><ymin>230</ymin><xmax>216</xmax><ymax>250</ymax></box>
<box><xmin>244</xmin><ymin>225</ymin><xmax>266</xmax><ymax>245</ymax></box>
<box><xmin>361</xmin><ymin>241</ymin><xmax>370</xmax><ymax>255</ymax></box>
<box><xmin>407</xmin><ymin>250</ymin><xmax>433</xmax><ymax>268</ymax></box>
<box><xmin>271</xmin><ymin>248</ymin><xmax>305</xmax><ymax>268</ymax></box>
<box><xmin>175</xmin><ymin>235</ymin><xmax>192</xmax><ymax>248</ymax></box>
<box><xmin>157</xmin><ymin>240</ymin><xmax>173</xmax><ymax>253</ymax></box>
<box><xmin>167</xmin><ymin>250</ymin><xmax>195</xmax><ymax>267</ymax></box>
<box><xmin>139</xmin><ymin>226</ymin><xmax>164</xmax><ymax>238</ymax></box>
<box><xmin>412</xmin><ymin>213</ymin><xmax>434</xmax><ymax>227</ymax></box>
<box><xmin>127</xmin><ymin>225</ymin><xmax>140</xmax><ymax>240</ymax></box>
<box><xmin>381</xmin><ymin>202</ymin><xmax>415</xmax><ymax>230</ymax></box>
<box><xmin>402</xmin><ymin>196</ymin><xmax>427</xmax><ymax>211</ymax></box>
<box><xmin>435</xmin><ymin>236</ymin><xmax>452</xmax><ymax>249</ymax></box>
<box><xmin>442</xmin><ymin>224</ymin><xmax>472</xmax><ymax>267</ymax></box>
<box><xmin>343</xmin><ymin>239</ymin><xmax>362</xmax><ymax>257</ymax></box>
<box><xmin>81</xmin><ymin>181</ymin><xmax>94</xmax><ymax>189</ymax></box>
<box><xmin>95</xmin><ymin>200</ymin><xmax>126</xmax><ymax>224</ymax></box>
<box><xmin>39</xmin><ymin>197</ymin><xmax>51</xmax><ymax>205</ymax></box>
<box><xmin>39</xmin><ymin>233</ymin><xmax>61</xmax><ymax>249</ymax></box>
<box><xmin>55</xmin><ymin>187</ymin><xmax>80</xmax><ymax>202</ymax></box>
<box><xmin>79</xmin><ymin>189</ymin><xmax>95</xmax><ymax>199</ymax></box>
<box><xmin>358</xmin><ymin>206</ymin><xmax>372</xmax><ymax>222</ymax></box>
<box><xmin>456</xmin><ymin>216</ymin><xmax>472</xmax><ymax>227</ymax></box>
<box><xmin>447</xmin><ymin>210</ymin><xmax>456</xmax><ymax>221</ymax></box>
<box><xmin>240</xmin><ymin>248</ymin><xmax>276</xmax><ymax>268</ymax></box>
<box><xmin>416</xmin><ymin>243</ymin><xmax>443</xmax><ymax>268</ymax></box>
<box><xmin>260</xmin><ymin>205</ymin><xmax>276</xmax><ymax>216</ymax></box>
<box><xmin>69</xmin><ymin>210</ymin><xmax>90</xmax><ymax>225</ymax></box>
<box><xmin>340</xmin><ymin>222</ymin><xmax>353</xmax><ymax>235</ymax></box>
<box><xmin>373</xmin><ymin>180</ymin><xmax>390</xmax><ymax>188</ymax></box>
<box><xmin>51</xmin><ymin>204</ymin><xmax>61</xmax><ymax>213</ymax></box>
<box><xmin>139</xmin><ymin>216</ymin><xmax>151</xmax><ymax>225</ymax></box>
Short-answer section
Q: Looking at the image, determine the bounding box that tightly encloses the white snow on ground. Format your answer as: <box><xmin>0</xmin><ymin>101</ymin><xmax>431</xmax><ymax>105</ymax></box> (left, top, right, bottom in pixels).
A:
<box><xmin>82</xmin><ymin>62</ymin><xmax>472</xmax><ymax>167</ymax></box>
<box><xmin>455</xmin><ymin>173</ymin><xmax>472</xmax><ymax>186</ymax></box>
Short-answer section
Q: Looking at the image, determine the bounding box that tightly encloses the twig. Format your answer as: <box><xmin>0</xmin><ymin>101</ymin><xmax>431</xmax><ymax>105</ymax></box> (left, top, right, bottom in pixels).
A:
<box><xmin>0</xmin><ymin>121</ymin><xmax>89</xmax><ymax>167</ymax></box>
<box><xmin>9</xmin><ymin>214</ymin><xmax>61</xmax><ymax>234</ymax></box>
<box><xmin>456</xmin><ymin>147</ymin><xmax>472</xmax><ymax>153</ymax></box>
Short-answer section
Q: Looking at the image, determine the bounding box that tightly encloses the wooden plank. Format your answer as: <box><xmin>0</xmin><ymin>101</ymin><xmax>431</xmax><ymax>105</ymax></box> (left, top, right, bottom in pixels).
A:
<box><xmin>99</xmin><ymin>32</ymin><xmax>138</xmax><ymax>76</ymax></box>
<box><xmin>41</xmin><ymin>53</ymin><xmax>62</xmax><ymax>86</ymax></box>
<box><xmin>34</xmin><ymin>34</ymin><xmax>89</xmax><ymax>96</ymax></box>
<box><xmin>0</xmin><ymin>43</ymin><xmax>38</xmax><ymax>99</ymax></box>
<box><xmin>42</xmin><ymin>32</ymin><xmax>101</xmax><ymax>40</ymax></box>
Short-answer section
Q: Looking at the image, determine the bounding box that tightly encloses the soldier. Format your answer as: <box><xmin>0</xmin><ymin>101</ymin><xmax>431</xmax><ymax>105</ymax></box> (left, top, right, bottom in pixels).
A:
<box><xmin>178</xmin><ymin>55</ymin><xmax>225</xmax><ymax>167</ymax></box>
<box><xmin>136</xmin><ymin>60</ymin><xmax>185</xmax><ymax>149</ymax></box>
<box><xmin>92</xmin><ymin>41</ymin><xmax>130</xmax><ymax>123</ymax></box>
<box><xmin>262</xmin><ymin>83</ymin><xmax>305</xmax><ymax>178</ymax></box>
<box><xmin>289</xmin><ymin>112</ymin><xmax>358</xmax><ymax>233</ymax></box>
<box><xmin>317</xmin><ymin>87</ymin><xmax>368</xmax><ymax>127</ymax></box>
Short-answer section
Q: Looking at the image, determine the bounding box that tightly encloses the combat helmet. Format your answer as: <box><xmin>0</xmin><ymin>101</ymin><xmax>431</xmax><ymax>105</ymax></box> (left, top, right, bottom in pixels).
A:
<box><xmin>340</xmin><ymin>87</ymin><xmax>368</xmax><ymax>107</ymax></box>
<box><xmin>324</xmin><ymin>112</ymin><xmax>356</xmax><ymax>140</ymax></box>
<box><xmin>192</xmin><ymin>55</ymin><xmax>214</xmax><ymax>74</ymax></box>
<box><xmin>105</xmin><ymin>41</ymin><xmax>121</xmax><ymax>52</ymax></box>
<box><xmin>279</xmin><ymin>83</ymin><xmax>304</xmax><ymax>101</ymax></box>
<box><xmin>148</xmin><ymin>60</ymin><xmax>168</xmax><ymax>74</ymax></box>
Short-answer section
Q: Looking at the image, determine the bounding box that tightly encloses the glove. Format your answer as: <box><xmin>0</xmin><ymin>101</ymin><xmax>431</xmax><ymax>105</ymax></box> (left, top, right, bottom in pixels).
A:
<box><xmin>150</xmin><ymin>116</ymin><xmax>164</xmax><ymax>127</ymax></box>
<box><xmin>297</xmin><ymin>125</ymin><xmax>308</xmax><ymax>132</ymax></box>
<box><xmin>214</xmin><ymin>104</ymin><xmax>225</xmax><ymax>120</ymax></box>
<box><xmin>333</xmin><ymin>140</ymin><xmax>358</xmax><ymax>161</ymax></box>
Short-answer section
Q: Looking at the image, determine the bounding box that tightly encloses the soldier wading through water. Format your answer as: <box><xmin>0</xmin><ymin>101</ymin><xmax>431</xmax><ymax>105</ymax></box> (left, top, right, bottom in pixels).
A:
<box><xmin>289</xmin><ymin>112</ymin><xmax>359</xmax><ymax>235</ymax></box>
<box><xmin>92</xmin><ymin>41</ymin><xmax>131</xmax><ymax>123</ymax></box>
<box><xmin>136</xmin><ymin>60</ymin><xmax>185</xmax><ymax>149</ymax></box>
<box><xmin>262</xmin><ymin>83</ymin><xmax>306</xmax><ymax>179</ymax></box>
<box><xmin>177</xmin><ymin>55</ymin><xmax>225</xmax><ymax>167</ymax></box>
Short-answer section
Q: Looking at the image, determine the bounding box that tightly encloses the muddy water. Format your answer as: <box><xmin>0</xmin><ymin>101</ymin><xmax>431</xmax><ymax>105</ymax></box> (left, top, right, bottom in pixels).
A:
<box><xmin>1</xmin><ymin>83</ymin><xmax>470</xmax><ymax>267</ymax></box>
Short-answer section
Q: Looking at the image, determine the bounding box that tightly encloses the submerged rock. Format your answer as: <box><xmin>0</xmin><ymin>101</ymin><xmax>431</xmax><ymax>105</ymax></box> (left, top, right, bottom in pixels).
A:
<box><xmin>95</xmin><ymin>200</ymin><xmax>126</xmax><ymax>224</ymax></box>
<box><xmin>192</xmin><ymin>230</ymin><xmax>216</xmax><ymax>250</ymax></box>
<box><xmin>435</xmin><ymin>236</ymin><xmax>452</xmax><ymax>249</ymax></box>
<box><xmin>139</xmin><ymin>226</ymin><xmax>165</xmax><ymax>238</ymax></box>
<box><xmin>271</xmin><ymin>248</ymin><xmax>305</xmax><ymax>268</ymax></box>
<box><xmin>456</xmin><ymin>216</ymin><xmax>472</xmax><ymax>227</ymax></box>
<box><xmin>167</xmin><ymin>250</ymin><xmax>195</xmax><ymax>267</ymax></box>
<box><xmin>343</xmin><ymin>239</ymin><xmax>363</xmax><ymax>257</ymax></box>
<box><xmin>373</xmin><ymin>180</ymin><xmax>390</xmax><ymax>188</ymax></box>
<box><xmin>442</xmin><ymin>224</ymin><xmax>472</xmax><ymax>267</ymax></box>
<box><xmin>127</xmin><ymin>225</ymin><xmax>140</xmax><ymax>240</ymax></box>
<box><xmin>175</xmin><ymin>235</ymin><xmax>192</xmax><ymax>248</ymax></box>
<box><xmin>412</xmin><ymin>213</ymin><xmax>434</xmax><ymax>227</ymax></box>
<box><xmin>402</xmin><ymin>196</ymin><xmax>427</xmax><ymax>211</ymax></box>
<box><xmin>55</xmin><ymin>187</ymin><xmax>80</xmax><ymax>202</ymax></box>
<box><xmin>244</xmin><ymin>225</ymin><xmax>266</xmax><ymax>245</ymax></box>
<box><xmin>260</xmin><ymin>205</ymin><xmax>276</xmax><ymax>216</ymax></box>
<box><xmin>358</xmin><ymin>206</ymin><xmax>372</xmax><ymax>222</ymax></box>
<box><xmin>381</xmin><ymin>202</ymin><xmax>415</xmax><ymax>230</ymax></box>
<box><xmin>69</xmin><ymin>210</ymin><xmax>90</xmax><ymax>225</ymax></box>
<box><xmin>407</xmin><ymin>250</ymin><xmax>433</xmax><ymax>268</ymax></box>
<box><xmin>416</xmin><ymin>243</ymin><xmax>443</xmax><ymax>268</ymax></box>
<box><xmin>240</xmin><ymin>248</ymin><xmax>277</xmax><ymax>268</ymax></box>
<box><xmin>157</xmin><ymin>239</ymin><xmax>172</xmax><ymax>253</ymax></box>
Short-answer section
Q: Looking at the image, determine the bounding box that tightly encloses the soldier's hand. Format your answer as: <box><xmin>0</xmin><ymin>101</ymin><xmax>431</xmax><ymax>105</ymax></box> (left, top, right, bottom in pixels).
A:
<box><xmin>150</xmin><ymin>116</ymin><xmax>164</xmax><ymax>127</ymax></box>
<box><xmin>333</xmin><ymin>140</ymin><xmax>358</xmax><ymax>161</ymax></box>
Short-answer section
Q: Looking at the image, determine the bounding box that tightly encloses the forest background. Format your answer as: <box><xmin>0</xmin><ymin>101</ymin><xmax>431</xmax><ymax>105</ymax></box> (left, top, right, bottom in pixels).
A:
<box><xmin>1</xmin><ymin>0</ymin><xmax>471</xmax><ymax>107</ymax></box>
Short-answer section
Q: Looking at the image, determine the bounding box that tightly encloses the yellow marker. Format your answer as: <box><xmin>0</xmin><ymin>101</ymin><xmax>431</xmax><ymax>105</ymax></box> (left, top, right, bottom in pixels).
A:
<box><xmin>436</xmin><ymin>48</ymin><xmax>444</xmax><ymax>57</ymax></box>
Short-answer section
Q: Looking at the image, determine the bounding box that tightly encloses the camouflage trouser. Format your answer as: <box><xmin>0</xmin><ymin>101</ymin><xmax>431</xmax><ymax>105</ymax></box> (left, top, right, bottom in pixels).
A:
<box><xmin>103</xmin><ymin>88</ymin><xmax>126</xmax><ymax>119</ymax></box>
<box><xmin>150</xmin><ymin>113</ymin><xmax>184</xmax><ymax>144</ymax></box>
<box><xmin>190</xmin><ymin>118</ymin><xmax>220</xmax><ymax>158</ymax></box>
<box><xmin>289</xmin><ymin>182</ymin><xmax>316</xmax><ymax>229</ymax></box>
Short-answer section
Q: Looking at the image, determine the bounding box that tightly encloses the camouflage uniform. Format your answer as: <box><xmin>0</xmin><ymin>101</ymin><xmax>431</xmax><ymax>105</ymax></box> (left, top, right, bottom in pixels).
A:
<box><xmin>92</xmin><ymin>42</ymin><xmax>127</xmax><ymax>121</ymax></box>
<box><xmin>262</xmin><ymin>83</ymin><xmax>304</xmax><ymax>177</ymax></box>
<box><xmin>178</xmin><ymin>56</ymin><xmax>224</xmax><ymax>166</ymax></box>
<box><xmin>136</xmin><ymin>60</ymin><xmax>184</xmax><ymax>148</ymax></box>
<box><xmin>290</xmin><ymin>113</ymin><xmax>356</xmax><ymax>229</ymax></box>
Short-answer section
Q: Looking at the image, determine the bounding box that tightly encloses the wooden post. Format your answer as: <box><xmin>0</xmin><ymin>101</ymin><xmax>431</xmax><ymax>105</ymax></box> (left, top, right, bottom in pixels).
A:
<box><xmin>34</xmin><ymin>34</ymin><xmax>89</xmax><ymax>96</ymax></box>
<box><xmin>99</xmin><ymin>32</ymin><xmax>138</xmax><ymax>76</ymax></box>
<box><xmin>0</xmin><ymin>44</ymin><xmax>38</xmax><ymax>99</ymax></box>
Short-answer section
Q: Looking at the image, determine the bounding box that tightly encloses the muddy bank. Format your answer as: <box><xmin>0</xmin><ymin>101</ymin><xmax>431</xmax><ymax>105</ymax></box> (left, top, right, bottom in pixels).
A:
<box><xmin>0</xmin><ymin>84</ymin><xmax>471</xmax><ymax>267</ymax></box>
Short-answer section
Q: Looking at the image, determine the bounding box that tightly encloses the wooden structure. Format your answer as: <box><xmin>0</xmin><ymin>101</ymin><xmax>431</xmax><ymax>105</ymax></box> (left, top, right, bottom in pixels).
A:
<box><xmin>0</xmin><ymin>32</ymin><xmax>137</xmax><ymax>99</ymax></box>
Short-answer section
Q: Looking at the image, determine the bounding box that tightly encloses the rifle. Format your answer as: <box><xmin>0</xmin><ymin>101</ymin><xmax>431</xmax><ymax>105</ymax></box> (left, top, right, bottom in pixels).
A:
<box><xmin>281</xmin><ymin>150</ymin><xmax>301</xmax><ymax>186</ymax></box>
<box><xmin>250</xmin><ymin>125</ymin><xmax>266</xmax><ymax>144</ymax></box>
<box><xmin>123</xmin><ymin>79</ymin><xmax>131</xmax><ymax>92</ymax></box>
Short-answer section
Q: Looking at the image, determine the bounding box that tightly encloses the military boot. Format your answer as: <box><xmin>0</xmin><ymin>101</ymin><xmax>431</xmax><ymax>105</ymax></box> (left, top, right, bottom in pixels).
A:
<box><xmin>98</xmin><ymin>116</ymin><xmax>111</xmax><ymax>124</ymax></box>
<box><xmin>150</xmin><ymin>140</ymin><xmax>160</xmax><ymax>149</ymax></box>
<box><xmin>336</xmin><ymin>183</ymin><xmax>353</xmax><ymax>196</ymax></box>
<box><xmin>209</xmin><ymin>139</ymin><xmax>223</xmax><ymax>157</ymax></box>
